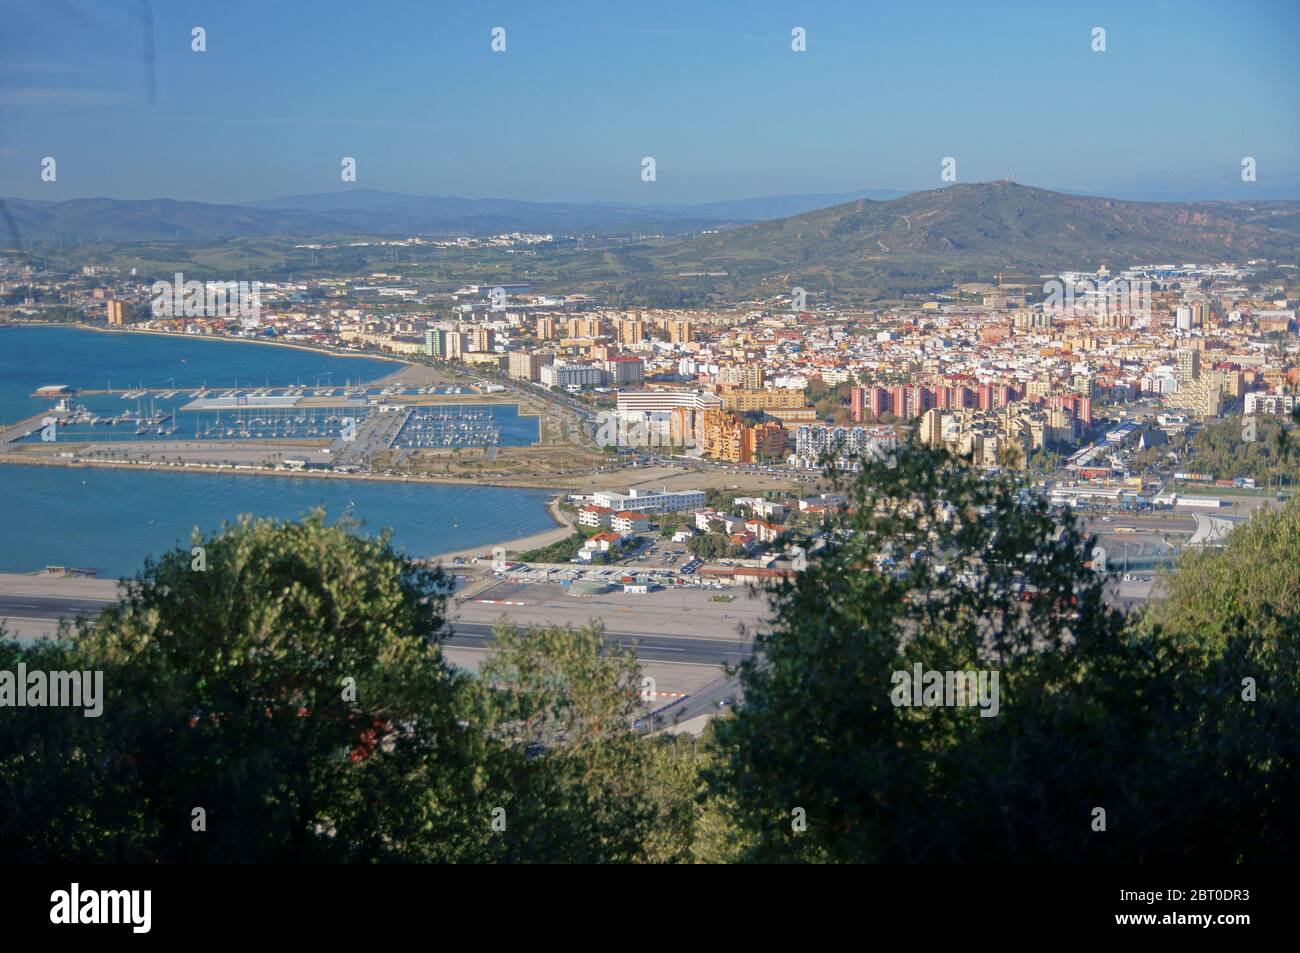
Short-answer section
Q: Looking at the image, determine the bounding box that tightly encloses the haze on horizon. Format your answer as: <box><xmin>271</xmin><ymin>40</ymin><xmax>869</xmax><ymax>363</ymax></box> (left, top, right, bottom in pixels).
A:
<box><xmin>2</xmin><ymin>0</ymin><xmax>1298</xmax><ymax>206</ymax></box>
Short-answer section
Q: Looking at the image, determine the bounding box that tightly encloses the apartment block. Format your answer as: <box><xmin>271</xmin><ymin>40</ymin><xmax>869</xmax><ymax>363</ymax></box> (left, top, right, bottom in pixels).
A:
<box><xmin>508</xmin><ymin>350</ymin><xmax>551</xmax><ymax>382</ymax></box>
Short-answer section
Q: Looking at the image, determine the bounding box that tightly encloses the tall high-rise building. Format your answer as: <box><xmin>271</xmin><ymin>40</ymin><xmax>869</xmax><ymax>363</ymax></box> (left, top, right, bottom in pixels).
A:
<box><xmin>605</xmin><ymin>355</ymin><xmax>645</xmax><ymax>387</ymax></box>
<box><xmin>701</xmin><ymin>409</ymin><xmax>745</xmax><ymax>462</ymax></box>
<box><xmin>1183</xmin><ymin>376</ymin><xmax>1222</xmax><ymax>418</ymax></box>
<box><xmin>700</xmin><ymin>409</ymin><xmax>786</xmax><ymax>463</ymax></box>
<box><xmin>566</xmin><ymin>317</ymin><xmax>602</xmax><ymax>339</ymax></box>
<box><xmin>508</xmin><ymin>350</ymin><xmax>551</xmax><ymax>382</ymax></box>
<box><xmin>920</xmin><ymin>408</ymin><xmax>944</xmax><ymax>447</ymax></box>
<box><xmin>890</xmin><ymin>385</ymin><xmax>907</xmax><ymax>419</ymax></box>
<box><xmin>619</xmin><ymin>319</ymin><xmax>645</xmax><ymax>346</ymax></box>
<box><xmin>106</xmin><ymin>300</ymin><xmax>129</xmax><ymax>325</ymax></box>
<box><xmin>909</xmin><ymin>384</ymin><xmax>928</xmax><ymax>418</ymax></box>
<box><xmin>470</xmin><ymin>326</ymin><xmax>495</xmax><ymax>352</ymax></box>
<box><xmin>744</xmin><ymin>420</ymin><xmax>788</xmax><ymax>462</ymax></box>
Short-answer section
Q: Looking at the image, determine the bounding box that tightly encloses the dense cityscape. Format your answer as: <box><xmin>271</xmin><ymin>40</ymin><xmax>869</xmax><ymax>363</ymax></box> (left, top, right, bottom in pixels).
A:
<box><xmin>0</xmin><ymin>0</ymin><xmax>1297</xmax><ymax>931</ymax></box>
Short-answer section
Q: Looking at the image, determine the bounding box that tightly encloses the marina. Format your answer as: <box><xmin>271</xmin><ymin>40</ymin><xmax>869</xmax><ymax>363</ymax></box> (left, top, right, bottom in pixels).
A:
<box><xmin>395</xmin><ymin>407</ymin><xmax>503</xmax><ymax>448</ymax></box>
<box><xmin>0</xmin><ymin>328</ymin><xmax>555</xmax><ymax>578</ymax></box>
<box><xmin>21</xmin><ymin>396</ymin><xmax>532</xmax><ymax>447</ymax></box>
<box><xmin>55</xmin><ymin>397</ymin><xmax>176</xmax><ymax>436</ymax></box>
<box><xmin>20</xmin><ymin>374</ymin><xmax>535</xmax><ymax>450</ymax></box>
<box><xmin>33</xmin><ymin>381</ymin><xmax>489</xmax><ymax>402</ymax></box>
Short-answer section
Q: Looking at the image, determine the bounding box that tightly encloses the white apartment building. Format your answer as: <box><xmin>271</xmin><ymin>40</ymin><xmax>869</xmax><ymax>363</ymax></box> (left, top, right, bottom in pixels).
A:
<box><xmin>577</xmin><ymin>505</ymin><xmax>613</xmax><ymax>528</ymax></box>
<box><xmin>1245</xmin><ymin>392</ymin><xmax>1298</xmax><ymax>415</ymax></box>
<box><xmin>613</xmin><ymin>388</ymin><xmax>723</xmax><ymax>448</ymax></box>
<box><xmin>592</xmin><ymin>487</ymin><xmax>706</xmax><ymax>515</ymax></box>
<box><xmin>791</xmin><ymin>425</ymin><xmax>898</xmax><ymax>468</ymax></box>
<box><xmin>541</xmin><ymin>362</ymin><xmax>606</xmax><ymax>388</ymax></box>
<box><xmin>610</xmin><ymin>511</ymin><xmax>651</xmax><ymax>535</ymax></box>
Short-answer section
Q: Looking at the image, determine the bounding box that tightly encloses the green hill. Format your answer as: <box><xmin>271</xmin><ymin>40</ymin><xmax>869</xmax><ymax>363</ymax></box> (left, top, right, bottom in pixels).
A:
<box><xmin>608</xmin><ymin>181</ymin><xmax>1300</xmax><ymax>300</ymax></box>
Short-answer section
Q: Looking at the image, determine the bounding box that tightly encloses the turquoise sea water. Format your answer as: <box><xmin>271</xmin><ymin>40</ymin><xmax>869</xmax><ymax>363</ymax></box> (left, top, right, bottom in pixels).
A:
<box><xmin>0</xmin><ymin>327</ymin><xmax>554</xmax><ymax>576</ymax></box>
<box><xmin>0</xmin><ymin>464</ymin><xmax>555</xmax><ymax>578</ymax></box>
<box><xmin>0</xmin><ymin>325</ymin><xmax>397</xmax><ymax>425</ymax></box>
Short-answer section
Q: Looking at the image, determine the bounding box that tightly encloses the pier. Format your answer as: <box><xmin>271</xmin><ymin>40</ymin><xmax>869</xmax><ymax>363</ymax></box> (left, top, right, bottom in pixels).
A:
<box><xmin>1</xmin><ymin>412</ymin><xmax>59</xmax><ymax>445</ymax></box>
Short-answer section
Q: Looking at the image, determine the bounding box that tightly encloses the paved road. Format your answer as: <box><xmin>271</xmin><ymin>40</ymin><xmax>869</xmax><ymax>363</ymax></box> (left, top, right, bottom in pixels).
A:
<box><xmin>0</xmin><ymin>592</ymin><xmax>113</xmax><ymax>621</ymax></box>
<box><xmin>0</xmin><ymin>592</ymin><xmax>753</xmax><ymax>666</ymax></box>
<box><xmin>446</xmin><ymin>621</ymin><xmax>750</xmax><ymax>666</ymax></box>
<box><xmin>644</xmin><ymin>674</ymin><xmax>743</xmax><ymax>731</ymax></box>
<box><xmin>1</xmin><ymin>412</ymin><xmax>55</xmax><ymax>445</ymax></box>
<box><xmin>330</xmin><ymin>407</ymin><xmax>409</xmax><ymax>467</ymax></box>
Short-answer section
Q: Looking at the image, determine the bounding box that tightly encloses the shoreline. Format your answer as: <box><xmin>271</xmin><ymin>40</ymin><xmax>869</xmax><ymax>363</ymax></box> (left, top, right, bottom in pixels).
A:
<box><xmin>5</xmin><ymin>320</ymin><xmax>413</xmax><ymax>369</ymax></box>
<box><xmin>1</xmin><ymin>323</ymin><xmax>579</xmax><ymax>572</ymax></box>
<box><xmin>0</xmin><ymin>451</ymin><xmax>577</xmax><ymax>492</ymax></box>
<box><xmin>1</xmin><ymin>322</ymin><xmax>553</xmax><ymax>491</ymax></box>
<box><xmin>0</xmin><ymin>456</ymin><xmax>572</xmax><ymax>573</ymax></box>
<box><xmin>424</xmin><ymin>496</ymin><xmax>574</xmax><ymax>561</ymax></box>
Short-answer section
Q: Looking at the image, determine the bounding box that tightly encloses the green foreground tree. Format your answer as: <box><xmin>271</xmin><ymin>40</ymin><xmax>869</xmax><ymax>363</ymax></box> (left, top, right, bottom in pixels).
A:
<box><xmin>0</xmin><ymin>512</ymin><xmax>702</xmax><ymax>862</ymax></box>
<box><xmin>1</xmin><ymin>513</ymin><xmax>493</xmax><ymax>861</ymax></box>
<box><xmin>3</xmin><ymin>450</ymin><xmax>1298</xmax><ymax>863</ymax></box>
<box><xmin>708</xmin><ymin>443</ymin><xmax>1300</xmax><ymax>862</ymax></box>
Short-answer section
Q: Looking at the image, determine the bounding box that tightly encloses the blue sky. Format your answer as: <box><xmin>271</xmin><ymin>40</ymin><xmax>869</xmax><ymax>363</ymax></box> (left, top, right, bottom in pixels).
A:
<box><xmin>2</xmin><ymin>0</ymin><xmax>1297</xmax><ymax>204</ymax></box>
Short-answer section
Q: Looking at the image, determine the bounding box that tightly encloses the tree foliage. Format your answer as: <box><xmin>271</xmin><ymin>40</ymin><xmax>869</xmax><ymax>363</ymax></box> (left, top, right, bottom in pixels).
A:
<box><xmin>1172</xmin><ymin>412</ymin><xmax>1300</xmax><ymax>484</ymax></box>
<box><xmin>0</xmin><ymin>513</ymin><xmax>705</xmax><ymax>862</ymax></box>
<box><xmin>3</xmin><ymin>455</ymin><xmax>1298</xmax><ymax>863</ymax></box>
<box><xmin>1</xmin><ymin>512</ymin><xmax>492</xmax><ymax>861</ymax></box>
<box><xmin>708</xmin><ymin>443</ymin><xmax>1300</xmax><ymax>861</ymax></box>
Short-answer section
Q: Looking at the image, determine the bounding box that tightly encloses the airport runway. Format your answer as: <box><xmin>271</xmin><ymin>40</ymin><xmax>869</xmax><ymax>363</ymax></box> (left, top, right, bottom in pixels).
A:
<box><xmin>0</xmin><ymin>589</ymin><xmax>752</xmax><ymax>666</ymax></box>
<box><xmin>445</xmin><ymin>621</ymin><xmax>750</xmax><ymax>666</ymax></box>
<box><xmin>0</xmin><ymin>591</ymin><xmax>114</xmax><ymax>622</ymax></box>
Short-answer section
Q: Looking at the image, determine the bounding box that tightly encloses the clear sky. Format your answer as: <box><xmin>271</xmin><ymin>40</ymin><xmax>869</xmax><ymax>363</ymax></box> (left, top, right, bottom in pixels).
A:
<box><xmin>2</xmin><ymin>0</ymin><xmax>1297</xmax><ymax>204</ymax></box>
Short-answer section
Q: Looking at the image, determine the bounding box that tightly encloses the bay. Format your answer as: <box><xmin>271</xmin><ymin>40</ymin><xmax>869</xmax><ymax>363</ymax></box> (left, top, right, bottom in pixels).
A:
<box><xmin>0</xmin><ymin>326</ymin><xmax>555</xmax><ymax>576</ymax></box>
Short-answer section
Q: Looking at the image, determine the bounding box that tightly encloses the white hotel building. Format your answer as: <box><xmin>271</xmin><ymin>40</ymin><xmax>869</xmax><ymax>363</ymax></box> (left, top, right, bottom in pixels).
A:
<box><xmin>615</xmin><ymin>389</ymin><xmax>723</xmax><ymax>416</ymax></box>
<box><xmin>591</xmin><ymin>487</ymin><xmax>707</xmax><ymax>515</ymax></box>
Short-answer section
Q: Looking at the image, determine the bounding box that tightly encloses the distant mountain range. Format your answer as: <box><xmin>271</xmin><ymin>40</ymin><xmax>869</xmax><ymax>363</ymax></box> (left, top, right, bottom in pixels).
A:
<box><xmin>617</xmin><ymin>181</ymin><xmax>1300</xmax><ymax>297</ymax></box>
<box><xmin>0</xmin><ymin>188</ymin><xmax>905</xmax><ymax>243</ymax></box>
<box><xmin>4</xmin><ymin>183</ymin><xmax>1297</xmax><ymax>302</ymax></box>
